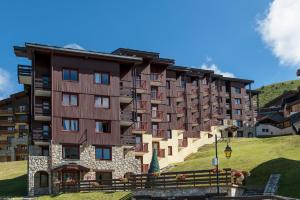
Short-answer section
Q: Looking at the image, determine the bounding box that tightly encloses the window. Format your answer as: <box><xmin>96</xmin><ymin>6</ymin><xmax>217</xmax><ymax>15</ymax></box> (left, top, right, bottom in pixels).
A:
<box><xmin>180</xmin><ymin>79</ymin><xmax>186</xmax><ymax>88</ymax></box>
<box><xmin>202</xmin><ymin>78</ymin><xmax>208</xmax><ymax>85</ymax></box>
<box><xmin>167</xmin><ymin>113</ymin><xmax>171</xmax><ymax>122</ymax></box>
<box><xmin>234</xmin><ymin>87</ymin><xmax>241</xmax><ymax>94</ymax></box>
<box><xmin>95</xmin><ymin>96</ymin><xmax>110</xmax><ymax>108</ymax></box>
<box><xmin>42</xmin><ymin>101</ymin><xmax>50</xmax><ymax>114</ymax></box>
<box><xmin>166</xmin><ymin>80</ymin><xmax>170</xmax><ymax>89</ymax></box>
<box><xmin>62</xmin><ymin>119</ymin><xmax>79</xmax><ymax>131</ymax></box>
<box><xmin>96</xmin><ymin>121</ymin><xmax>111</xmax><ymax>133</ymax></box>
<box><xmin>192</xmin><ymin>79</ymin><xmax>198</xmax><ymax>86</ymax></box>
<box><xmin>62</xmin><ymin>145</ymin><xmax>79</xmax><ymax>159</ymax></box>
<box><xmin>42</xmin><ymin>146</ymin><xmax>49</xmax><ymax>156</ymax></box>
<box><xmin>236</xmin><ymin>120</ymin><xmax>243</xmax><ymax>127</ymax></box>
<box><xmin>95</xmin><ymin>146</ymin><xmax>112</xmax><ymax>160</ymax></box>
<box><xmin>234</xmin><ymin>98</ymin><xmax>241</xmax><ymax>104</ymax></box>
<box><xmin>166</xmin><ymin>130</ymin><xmax>172</xmax><ymax>139</ymax></box>
<box><xmin>42</xmin><ymin>124</ymin><xmax>50</xmax><ymax>136</ymax></box>
<box><xmin>7</xmin><ymin>127</ymin><xmax>14</xmax><ymax>131</ymax></box>
<box><xmin>95</xmin><ymin>72</ymin><xmax>110</xmax><ymax>85</ymax></box>
<box><xmin>166</xmin><ymin>97</ymin><xmax>171</xmax><ymax>106</ymax></box>
<box><xmin>63</xmin><ymin>69</ymin><xmax>78</xmax><ymax>81</ymax></box>
<box><xmin>262</xmin><ymin>128</ymin><xmax>269</xmax><ymax>133</ymax></box>
<box><xmin>42</xmin><ymin>76</ymin><xmax>50</xmax><ymax>87</ymax></box>
<box><xmin>62</xmin><ymin>93</ymin><xmax>78</xmax><ymax>106</ymax></box>
<box><xmin>8</xmin><ymin>117</ymin><xmax>13</xmax><ymax>122</ymax></box>
<box><xmin>19</xmin><ymin>105</ymin><xmax>26</xmax><ymax>112</ymax></box>
<box><xmin>168</xmin><ymin>146</ymin><xmax>172</xmax><ymax>155</ymax></box>
<box><xmin>234</xmin><ymin>109</ymin><xmax>242</xmax><ymax>115</ymax></box>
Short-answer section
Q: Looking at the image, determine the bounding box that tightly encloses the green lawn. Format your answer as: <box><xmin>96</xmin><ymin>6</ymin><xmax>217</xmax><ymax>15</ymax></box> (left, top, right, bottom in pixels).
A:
<box><xmin>37</xmin><ymin>192</ymin><xmax>131</xmax><ymax>200</ymax></box>
<box><xmin>170</xmin><ymin>135</ymin><xmax>300</xmax><ymax>198</ymax></box>
<box><xmin>0</xmin><ymin>160</ymin><xmax>27</xmax><ymax>198</ymax></box>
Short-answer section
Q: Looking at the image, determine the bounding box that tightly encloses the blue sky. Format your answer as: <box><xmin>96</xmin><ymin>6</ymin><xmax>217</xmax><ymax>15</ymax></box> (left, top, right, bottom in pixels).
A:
<box><xmin>0</xmin><ymin>0</ymin><xmax>299</xmax><ymax>98</ymax></box>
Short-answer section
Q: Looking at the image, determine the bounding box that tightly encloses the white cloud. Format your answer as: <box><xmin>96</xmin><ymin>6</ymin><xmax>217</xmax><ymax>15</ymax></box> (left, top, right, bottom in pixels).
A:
<box><xmin>63</xmin><ymin>43</ymin><xmax>85</xmax><ymax>50</ymax></box>
<box><xmin>201</xmin><ymin>63</ymin><xmax>235</xmax><ymax>78</ymax></box>
<box><xmin>0</xmin><ymin>68</ymin><xmax>14</xmax><ymax>100</ymax></box>
<box><xmin>258</xmin><ymin>0</ymin><xmax>300</xmax><ymax>67</ymax></box>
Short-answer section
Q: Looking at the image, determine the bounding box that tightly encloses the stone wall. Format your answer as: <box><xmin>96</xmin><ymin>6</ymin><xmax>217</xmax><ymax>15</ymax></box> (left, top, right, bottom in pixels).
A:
<box><xmin>51</xmin><ymin>144</ymin><xmax>140</xmax><ymax>179</ymax></box>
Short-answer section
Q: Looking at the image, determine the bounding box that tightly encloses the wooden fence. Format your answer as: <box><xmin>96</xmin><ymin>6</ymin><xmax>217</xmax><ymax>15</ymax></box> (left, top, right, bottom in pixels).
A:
<box><xmin>59</xmin><ymin>168</ymin><xmax>232</xmax><ymax>193</ymax></box>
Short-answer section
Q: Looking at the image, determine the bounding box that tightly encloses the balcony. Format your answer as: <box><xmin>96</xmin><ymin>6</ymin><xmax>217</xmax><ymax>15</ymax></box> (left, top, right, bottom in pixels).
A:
<box><xmin>135</xmin><ymin>143</ymin><xmax>149</xmax><ymax>155</ymax></box>
<box><xmin>136</xmin><ymin>100</ymin><xmax>147</xmax><ymax>113</ymax></box>
<box><xmin>135</xmin><ymin>79</ymin><xmax>147</xmax><ymax>93</ymax></box>
<box><xmin>192</xmin><ymin>117</ymin><xmax>199</xmax><ymax>127</ymax></box>
<box><xmin>151</xmin><ymin>110</ymin><xmax>163</xmax><ymax>122</ymax></box>
<box><xmin>176</xmin><ymin>107</ymin><xmax>185</xmax><ymax>118</ymax></box>
<box><xmin>120</xmin><ymin>111</ymin><xmax>133</xmax><ymax>126</ymax></box>
<box><xmin>0</xmin><ymin>149</ymin><xmax>11</xmax><ymax>156</ymax></box>
<box><xmin>0</xmin><ymin>129</ymin><xmax>15</xmax><ymax>135</ymax></box>
<box><xmin>120</xmin><ymin>135</ymin><xmax>135</xmax><ymax>146</ymax></box>
<box><xmin>0</xmin><ymin>140</ymin><xmax>8</xmax><ymax>145</ymax></box>
<box><xmin>141</xmin><ymin>164</ymin><xmax>149</xmax><ymax>173</ymax></box>
<box><xmin>34</xmin><ymin>78</ymin><xmax>51</xmax><ymax>97</ymax></box>
<box><xmin>151</xmin><ymin>91</ymin><xmax>163</xmax><ymax>104</ymax></box>
<box><xmin>18</xmin><ymin>64</ymin><xmax>32</xmax><ymax>85</ymax></box>
<box><xmin>151</xmin><ymin>129</ymin><xmax>165</xmax><ymax>140</ymax></box>
<box><xmin>11</xmin><ymin>137</ymin><xmax>28</xmax><ymax>146</ymax></box>
<box><xmin>178</xmin><ymin>139</ymin><xmax>188</xmax><ymax>148</ymax></box>
<box><xmin>15</xmin><ymin>107</ymin><xmax>29</xmax><ymax>114</ymax></box>
<box><xmin>15</xmin><ymin>148</ymin><xmax>27</xmax><ymax>155</ymax></box>
<box><xmin>191</xmin><ymin>103</ymin><xmax>199</xmax><ymax>113</ymax></box>
<box><xmin>0</xmin><ymin>109</ymin><xmax>13</xmax><ymax>116</ymax></box>
<box><xmin>15</xmin><ymin>116</ymin><xmax>29</xmax><ymax>124</ymax></box>
<box><xmin>176</xmin><ymin>90</ymin><xmax>185</xmax><ymax>102</ymax></box>
<box><xmin>0</xmin><ymin>119</ymin><xmax>14</xmax><ymax>126</ymax></box>
<box><xmin>132</xmin><ymin>122</ymin><xmax>148</xmax><ymax>134</ymax></box>
<box><xmin>150</xmin><ymin>73</ymin><xmax>163</xmax><ymax>86</ymax></box>
<box><xmin>120</xmin><ymin>87</ymin><xmax>133</xmax><ymax>104</ymax></box>
<box><xmin>157</xmin><ymin>149</ymin><xmax>165</xmax><ymax>158</ymax></box>
<box><xmin>34</xmin><ymin>104</ymin><xmax>51</xmax><ymax>121</ymax></box>
<box><xmin>32</xmin><ymin>130</ymin><xmax>51</xmax><ymax>145</ymax></box>
<box><xmin>190</xmin><ymin>88</ymin><xmax>198</xmax><ymax>99</ymax></box>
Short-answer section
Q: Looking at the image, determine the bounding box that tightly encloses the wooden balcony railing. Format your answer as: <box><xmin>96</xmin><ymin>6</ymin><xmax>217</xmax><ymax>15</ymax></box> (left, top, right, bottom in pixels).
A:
<box><xmin>178</xmin><ymin>139</ymin><xmax>188</xmax><ymax>147</ymax></box>
<box><xmin>0</xmin><ymin>129</ymin><xmax>15</xmax><ymax>134</ymax></box>
<box><xmin>15</xmin><ymin>106</ymin><xmax>29</xmax><ymax>113</ymax></box>
<box><xmin>35</xmin><ymin>78</ymin><xmax>51</xmax><ymax>90</ymax></box>
<box><xmin>120</xmin><ymin>87</ymin><xmax>133</xmax><ymax>97</ymax></box>
<box><xmin>0</xmin><ymin>109</ymin><xmax>13</xmax><ymax>115</ymax></box>
<box><xmin>0</xmin><ymin>140</ymin><xmax>8</xmax><ymax>145</ymax></box>
<box><xmin>15</xmin><ymin>148</ymin><xmax>27</xmax><ymax>154</ymax></box>
<box><xmin>136</xmin><ymin>100</ymin><xmax>147</xmax><ymax>110</ymax></box>
<box><xmin>157</xmin><ymin>149</ymin><xmax>165</xmax><ymax>158</ymax></box>
<box><xmin>32</xmin><ymin>130</ymin><xmax>51</xmax><ymax>141</ymax></box>
<box><xmin>35</xmin><ymin>104</ymin><xmax>51</xmax><ymax>116</ymax></box>
<box><xmin>120</xmin><ymin>111</ymin><xmax>133</xmax><ymax>121</ymax></box>
<box><xmin>177</xmin><ymin>91</ymin><xmax>185</xmax><ymax>98</ymax></box>
<box><xmin>151</xmin><ymin>91</ymin><xmax>163</xmax><ymax>101</ymax></box>
<box><xmin>176</xmin><ymin>107</ymin><xmax>185</xmax><ymax>114</ymax></box>
<box><xmin>133</xmin><ymin>122</ymin><xmax>148</xmax><ymax>132</ymax></box>
<box><xmin>0</xmin><ymin>120</ymin><xmax>14</xmax><ymax>124</ymax></box>
<box><xmin>135</xmin><ymin>143</ymin><xmax>148</xmax><ymax>152</ymax></box>
<box><xmin>151</xmin><ymin>110</ymin><xmax>163</xmax><ymax>120</ymax></box>
<box><xmin>135</xmin><ymin>79</ymin><xmax>147</xmax><ymax>90</ymax></box>
<box><xmin>150</xmin><ymin>73</ymin><xmax>163</xmax><ymax>82</ymax></box>
<box><xmin>151</xmin><ymin>129</ymin><xmax>165</xmax><ymax>138</ymax></box>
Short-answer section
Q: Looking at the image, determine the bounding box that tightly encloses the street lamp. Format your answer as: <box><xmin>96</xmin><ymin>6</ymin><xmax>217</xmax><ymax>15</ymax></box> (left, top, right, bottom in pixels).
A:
<box><xmin>214</xmin><ymin>133</ymin><xmax>232</xmax><ymax>195</ymax></box>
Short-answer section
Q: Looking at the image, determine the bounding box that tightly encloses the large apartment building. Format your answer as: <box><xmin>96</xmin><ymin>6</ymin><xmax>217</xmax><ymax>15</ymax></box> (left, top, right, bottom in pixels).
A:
<box><xmin>15</xmin><ymin>43</ymin><xmax>258</xmax><ymax>196</ymax></box>
<box><xmin>0</xmin><ymin>91</ymin><xmax>29</xmax><ymax>162</ymax></box>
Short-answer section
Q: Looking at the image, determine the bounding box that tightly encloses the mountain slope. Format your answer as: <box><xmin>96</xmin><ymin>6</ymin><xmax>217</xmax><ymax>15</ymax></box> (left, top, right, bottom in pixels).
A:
<box><xmin>257</xmin><ymin>79</ymin><xmax>300</xmax><ymax>108</ymax></box>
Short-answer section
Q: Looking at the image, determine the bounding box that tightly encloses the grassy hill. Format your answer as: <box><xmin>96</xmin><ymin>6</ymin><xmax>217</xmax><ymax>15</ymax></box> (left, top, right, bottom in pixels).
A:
<box><xmin>170</xmin><ymin>135</ymin><xmax>300</xmax><ymax>198</ymax></box>
<box><xmin>257</xmin><ymin>79</ymin><xmax>300</xmax><ymax>108</ymax></box>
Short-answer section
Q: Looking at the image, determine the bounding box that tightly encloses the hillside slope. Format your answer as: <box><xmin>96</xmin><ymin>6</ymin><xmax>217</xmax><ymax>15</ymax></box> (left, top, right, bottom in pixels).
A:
<box><xmin>170</xmin><ymin>136</ymin><xmax>300</xmax><ymax>198</ymax></box>
<box><xmin>257</xmin><ymin>79</ymin><xmax>300</xmax><ymax>108</ymax></box>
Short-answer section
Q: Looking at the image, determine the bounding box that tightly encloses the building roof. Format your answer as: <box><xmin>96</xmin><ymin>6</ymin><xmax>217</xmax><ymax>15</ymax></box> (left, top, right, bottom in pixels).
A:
<box><xmin>14</xmin><ymin>43</ymin><xmax>143</xmax><ymax>63</ymax></box>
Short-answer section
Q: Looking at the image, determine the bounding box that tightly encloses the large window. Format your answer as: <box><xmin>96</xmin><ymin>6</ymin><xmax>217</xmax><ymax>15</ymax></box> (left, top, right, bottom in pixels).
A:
<box><xmin>95</xmin><ymin>72</ymin><xmax>110</xmax><ymax>85</ymax></box>
<box><xmin>63</xmin><ymin>69</ymin><xmax>78</xmax><ymax>81</ymax></box>
<box><xmin>63</xmin><ymin>119</ymin><xmax>79</xmax><ymax>131</ymax></box>
<box><xmin>234</xmin><ymin>109</ymin><xmax>242</xmax><ymax>115</ymax></box>
<box><xmin>234</xmin><ymin>98</ymin><xmax>241</xmax><ymax>104</ymax></box>
<box><xmin>62</xmin><ymin>145</ymin><xmax>79</xmax><ymax>159</ymax></box>
<box><xmin>234</xmin><ymin>87</ymin><xmax>241</xmax><ymax>94</ymax></box>
<box><xmin>42</xmin><ymin>124</ymin><xmax>50</xmax><ymax>136</ymax></box>
<box><xmin>62</xmin><ymin>93</ymin><xmax>78</xmax><ymax>106</ymax></box>
<box><xmin>95</xmin><ymin>146</ymin><xmax>112</xmax><ymax>160</ymax></box>
<box><xmin>95</xmin><ymin>121</ymin><xmax>111</xmax><ymax>133</ymax></box>
<box><xmin>95</xmin><ymin>96</ymin><xmax>110</xmax><ymax>108</ymax></box>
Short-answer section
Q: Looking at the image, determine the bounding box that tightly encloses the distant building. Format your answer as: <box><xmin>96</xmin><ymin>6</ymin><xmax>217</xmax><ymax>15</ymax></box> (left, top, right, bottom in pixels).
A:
<box><xmin>257</xmin><ymin>87</ymin><xmax>300</xmax><ymax>136</ymax></box>
<box><xmin>0</xmin><ymin>91</ymin><xmax>29</xmax><ymax>162</ymax></box>
<box><xmin>15</xmin><ymin>43</ymin><xmax>257</xmax><ymax>196</ymax></box>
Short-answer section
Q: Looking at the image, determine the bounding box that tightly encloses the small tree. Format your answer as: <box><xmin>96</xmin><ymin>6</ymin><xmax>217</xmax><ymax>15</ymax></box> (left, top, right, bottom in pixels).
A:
<box><xmin>148</xmin><ymin>149</ymin><xmax>160</xmax><ymax>175</ymax></box>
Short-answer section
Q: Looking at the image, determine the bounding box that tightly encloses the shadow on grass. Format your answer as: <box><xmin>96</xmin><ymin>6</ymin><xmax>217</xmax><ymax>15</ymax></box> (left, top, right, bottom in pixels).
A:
<box><xmin>0</xmin><ymin>174</ymin><xmax>27</xmax><ymax>198</ymax></box>
<box><xmin>247</xmin><ymin>157</ymin><xmax>300</xmax><ymax>198</ymax></box>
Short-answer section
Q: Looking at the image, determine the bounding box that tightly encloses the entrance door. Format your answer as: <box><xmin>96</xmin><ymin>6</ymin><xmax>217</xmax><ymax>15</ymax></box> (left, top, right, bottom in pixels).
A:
<box><xmin>96</xmin><ymin>172</ymin><xmax>112</xmax><ymax>185</ymax></box>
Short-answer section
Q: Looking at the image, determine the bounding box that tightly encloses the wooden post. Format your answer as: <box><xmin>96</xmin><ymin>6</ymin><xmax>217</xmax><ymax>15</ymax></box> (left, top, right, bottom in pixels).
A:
<box><xmin>163</xmin><ymin>174</ymin><xmax>166</xmax><ymax>190</ymax></box>
<box><xmin>193</xmin><ymin>172</ymin><xmax>196</xmax><ymax>187</ymax></box>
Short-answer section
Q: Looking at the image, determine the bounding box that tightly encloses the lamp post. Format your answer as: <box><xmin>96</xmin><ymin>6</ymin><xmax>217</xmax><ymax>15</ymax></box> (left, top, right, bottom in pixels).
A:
<box><xmin>214</xmin><ymin>134</ymin><xmax>232</xmax><ymax>195</ymax></box>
